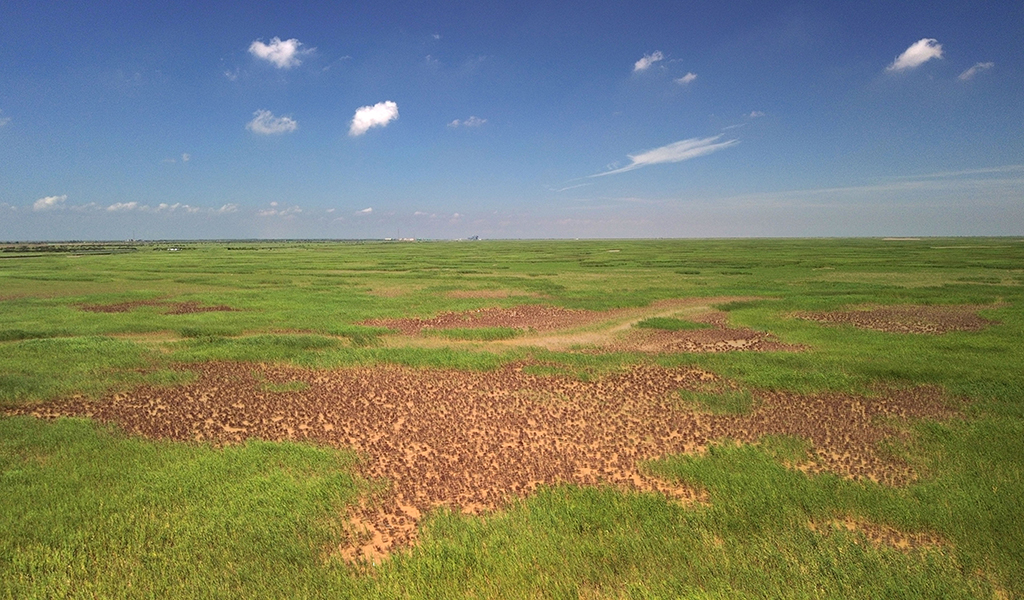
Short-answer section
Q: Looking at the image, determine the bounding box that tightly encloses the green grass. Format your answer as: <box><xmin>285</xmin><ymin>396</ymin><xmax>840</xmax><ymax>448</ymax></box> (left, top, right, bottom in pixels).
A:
<box><xmin>1</xmin><ymin>237</ymin><xmax>1023</xmax><ymax>597</ymax></box>
<box><xmin>634</xmin><ymin>316</ymin><xmax>712</xmax><ymax>331</ymax></box>
<box><xmin>0</xmin><ymin>417</ymin><xmax>366</xmax><ymax>598</ymax></box>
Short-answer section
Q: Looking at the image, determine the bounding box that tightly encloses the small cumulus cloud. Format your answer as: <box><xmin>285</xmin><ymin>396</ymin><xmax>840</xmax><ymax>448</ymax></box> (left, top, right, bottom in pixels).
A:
<box><xmin>248</xmin><ymin>37</ymin><xmax>312</xmax><ymax>69</ymax></box>
<box><xmin>590</xmin><ymin>135</ymin><xmax>738</xmax><ymax>177</ymax></box>
<box><xmin>675</xmin><ymin>72</ymin><xmax>697</xmax><ymax>85</ymax></box>
<box><xmin>247</xmin><ymin>109</ymin><xmax>298</xmax><ymax>135</ymax></box>
<box><xmin>258</xmin><ymin>204</ymin><xmax>302</xmax><ymax>217</ymax></box>
<box><xmin>106</xmin><ymin>202</ymin><xmax>138</xmax><ymax>212</ymax></box>
<box><xmin>33</xmin><ymin>194</ymin><xmax>67</xmax><ymax>211</ymax></box>
<box><xmin>149</xmin><ymin>202</ymin><xmax>202</xmax><ymax>214</ymax></box>
<box><xmin>448</xmin><ymin>116</ymin><xmax>487</xmax><ymax>128</ymax></box>
<box><xmin>432</xmin><ymin>33</ymin><xmax>441</xmax><ymax>40</ymax></box>
<box><xmin>959</xmin><ymin>62</ymin><xmax>994</xmax><ymax>81</ymax></box>
<box><xmin>634</xmin><ymin>51</ymin><xmax>664</xmax><ymax>72</ymax></box>
<box><xmin>886</xmin><ymin>38</ymin><xmax>943</xmax><ymax>72</ymax></box>
<box><xmin>349</xmin><ymin>101</ymin><xmax>398</xmax><ymax>136</ymax></box>
<box><xmin>216</xmin><ymin>204</ymin><xmax>239</xmax><ymax>214</ymax></box>
<box><xmin>224</xmin><ymin>68</ymin><xmax>240</xmax><ymax>81</ymax></box>
<box><xmin>357</xmin><ymin>207</ymin><xmax>373</xmax><ymax>214</ymax></box>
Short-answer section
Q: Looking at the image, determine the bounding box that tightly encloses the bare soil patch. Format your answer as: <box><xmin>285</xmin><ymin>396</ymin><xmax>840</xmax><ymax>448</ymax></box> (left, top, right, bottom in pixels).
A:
<box><xmin>797</xmin><ymin>304</ymin><xmax>997</xmax><ymax>334</ymax></box>
<box><xmin>364</xmin><ymin>304</ymin><xmax>603</xmax><ymax>335</ymax></box>
<box><xmin>608</xmin><ymin>311</ymin><xmax>800</xmax><ymax>354</ymax></box>
<box><xmin>16</xmin><ymin>361</ymin><xmax>951</xmax><ymax>562</ymax></box>
<box><xmin>79</xmin><ymin>300</ymin><xmax>237</xmax><ymax>315</ymax></box>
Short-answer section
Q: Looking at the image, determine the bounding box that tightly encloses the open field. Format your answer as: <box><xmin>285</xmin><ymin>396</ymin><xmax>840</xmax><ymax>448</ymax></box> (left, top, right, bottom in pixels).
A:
<box><xmin>2</xmin><ymin>238</ymin><xmax>1023</xmax><ymax>598</ymax></box>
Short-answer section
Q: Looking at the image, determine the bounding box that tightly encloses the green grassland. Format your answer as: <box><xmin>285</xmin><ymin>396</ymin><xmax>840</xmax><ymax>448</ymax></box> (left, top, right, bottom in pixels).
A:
<box><xmin>2</xmin><ymin>238</ymin><xmax>1023</xmax><ymax>598</ymax></box>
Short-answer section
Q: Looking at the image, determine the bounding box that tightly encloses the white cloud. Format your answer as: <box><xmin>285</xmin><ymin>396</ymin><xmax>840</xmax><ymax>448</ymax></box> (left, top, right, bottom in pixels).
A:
<box><xmin>258</xmin><ymin>204</ymin><xmax>302</xmax><ymax>217</ymax></box>
<box><xmin>357</xmin><ymin>207</ymin><xmax>373</xmax><ymax>214</ymax></box>
<box><xmin>181</xmin><ymin>153</ymin><xmax>191</xmax><ymax>162</ymax></box>
<box><xmin>959</xmin><ymin>62</ymin><xmax>994</xmax><ymax>81</ymax></box>
<box><xmin>448</xmin><ymin>116</ymin><xmax>487</xmax><ymax>128</ymax></box>
<box><xmin>590</xmin><ymin>135</ymin><xmax>738</xmax><ymax>177</ymax></box>
<box><xmin>246</xmin><ymin>109</ymin><xmax>298</xmax><ymax>135</ymax></box>
<box><xmin>106</xmin><ymin>202</ymin><xmax>138</xmax><ymax>212</ymax></box>
<box><xmin>675</xmin><ymin>72</ymin><xmax>697</xmax><ymax>85</ymax></box>
<box><xmin>33</xmin><ymin>194</ymin><xmax>67</xmax><ymax>211</ymax></box>
<box><xmin>748</xmin><ymin>110</ymin><xmax>765</xmax><ymax>118</ymax></box>
<box><xmin>224</xmin><ymin>68</ymin><xmax>239</xmax><ymax>81</ymax></box>
<box><xmin>248</xmin><ymin>37</ymin><xmax>312</xmax><ymax>69</ymax></box>
<box><xmin>217</xmin><ymin>204</ymin><xmax>239</xmax><ymax>214</ymax></box>
<box><xmin>634</xmin><ymin>51</ymin><xmax>664</xmax><ymax>72</ymax></box>
<box><xmin>150</xmin><ymin>202</ymin><xmax>202</xmax><ymax>214</ymax></box>
<box><xmin>887</xmin><ymin>38</ymin><xmax>943</xmax><ymax>72</ymax></box>
<box><xmin>349</xmin><ymin>101</ymin><xmax>399</xmax><ymax>136</ymax></box>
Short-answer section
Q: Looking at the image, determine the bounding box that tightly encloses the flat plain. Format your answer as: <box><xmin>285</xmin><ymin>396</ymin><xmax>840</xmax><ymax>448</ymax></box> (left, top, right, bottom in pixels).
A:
<box><xmin>2</xmin><ymin>238</ymin><xmax>1023</xmax><ymax>598</ymax></box>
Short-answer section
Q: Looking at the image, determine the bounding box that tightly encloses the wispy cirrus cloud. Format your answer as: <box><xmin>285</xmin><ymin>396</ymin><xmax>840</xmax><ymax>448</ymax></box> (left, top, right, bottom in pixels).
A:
<box><xmin>33</xmin><ymin>195</ymin><xmax>67</xmax><ymax>211</ymax></box>
<box><xmin>249</xmin><ymin>37</ymin><xmax>312</xmax><ymax>69</ymax></box>
<box><xmin>590</xmin><ymin>135</ymin><xmax>738</xmax><ymax>177</ymax></box>
<box><xmin>357</xmin><ymin>207</ymin><xmax>373</xmax><ymax>214</ymax></box>
<box><xmin>448</xmin><ymin>116</ymin><xmax>487</xmax><ymax>128</ymax></box>
<box><xmin>886</xmin><ymin>38</ymin><xmax>943</xmax><ymax>72</ymax></box>
<box><xmin>349</xmin><ymin>101</ymin><xmax>398</xmax><ymax>136</ymax></box>
<box><xmin>675</xmin><ymin>72</ymin><xmax>697</xmax><ymax>85</ymax></box>
<box><xmin>959</xmin><ymin>62</ymin><xmax>994</xmax><ymax>81</ymax></box>
<box><xmin>633</xmin><ymin>51</ymin><xmax>664</xmax><ymax>72</ymax></box>
<box><xmin>246</xmin><ymin>109</ymin><xmax>298</xmax><ymax>135</ymax></box>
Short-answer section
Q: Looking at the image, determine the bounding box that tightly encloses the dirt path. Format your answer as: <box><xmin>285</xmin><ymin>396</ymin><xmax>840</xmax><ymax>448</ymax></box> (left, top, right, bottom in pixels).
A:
<box><xmin>372</xmin><ymin>296</ymin><xmax>797</xmax><ymax>353</ymax></box>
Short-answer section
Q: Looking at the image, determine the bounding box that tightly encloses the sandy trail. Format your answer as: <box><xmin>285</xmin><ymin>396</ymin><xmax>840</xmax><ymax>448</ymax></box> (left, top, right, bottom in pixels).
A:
<box><xmin>370</xmin><ymin>297</ymin><xmax>798</xmax><ymax>353</ymax></box>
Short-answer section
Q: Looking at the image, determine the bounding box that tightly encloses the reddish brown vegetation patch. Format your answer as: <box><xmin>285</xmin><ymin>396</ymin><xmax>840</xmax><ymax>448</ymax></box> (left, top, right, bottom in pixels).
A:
<box><xmin>163</xmin><ymin>301</ymin><xmax>237</xmax><ymax>315</ymax></box>
<box><xmin>797</xmin><ymin>304</ymin><xmax>996</xmax><ymax>334</ymax></box>
<box><xmin>79</xmin><ymin>300</ymin><xmax>163</xmax><ymax>313</ymax></box>
<box><xmin>364</xmin><ymin>304</ymin><xmax>603</xmax><ymax>335</ymax></box>
<box><xmin>17</xmin><ymin>362</ymin><xmax>951</xmax><ymax>561</ymax></box>
<box><xmin>445</xmin><ymin>289</ymin><xmax>542</xmax><ymax>299</ymax></box>
<box><xmin>79</xmin><ymin>300</ymin><xmax>236</xmax><ymax>315</ymax></box>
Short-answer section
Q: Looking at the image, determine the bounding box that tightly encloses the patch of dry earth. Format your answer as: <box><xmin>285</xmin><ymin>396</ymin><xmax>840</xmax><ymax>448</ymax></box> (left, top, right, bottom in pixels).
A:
<box><xmin>14</xmin><ymin>361</ymin><xmax>952</xmax><ymax>562</ymax></box>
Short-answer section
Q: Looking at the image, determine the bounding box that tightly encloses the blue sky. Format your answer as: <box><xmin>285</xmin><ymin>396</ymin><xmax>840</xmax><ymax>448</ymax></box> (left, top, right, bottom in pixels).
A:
<box><xmin>1</xmin><ymin>1</ymin><xmax>1021</xmax><ymax>240</ymax></box>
